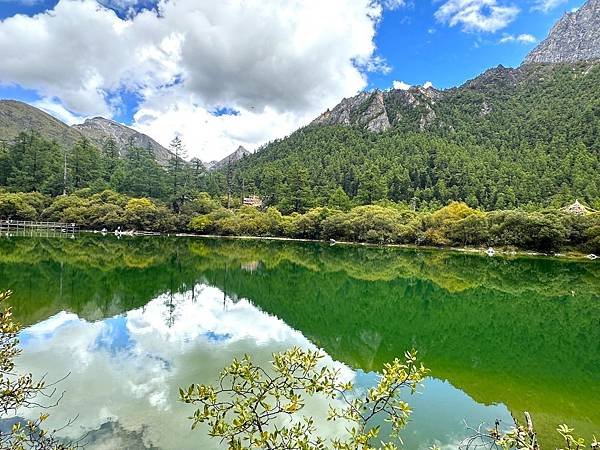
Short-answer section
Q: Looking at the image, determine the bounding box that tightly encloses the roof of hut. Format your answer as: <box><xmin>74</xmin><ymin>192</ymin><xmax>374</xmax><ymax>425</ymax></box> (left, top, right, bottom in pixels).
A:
<box><xmin>562</xmin><ymin>200</ymin><xmax>592</xmax><ymax>215</ymax></box>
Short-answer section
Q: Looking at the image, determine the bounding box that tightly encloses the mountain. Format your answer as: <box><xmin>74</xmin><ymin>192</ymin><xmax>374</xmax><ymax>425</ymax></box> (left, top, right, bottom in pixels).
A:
<box><xmin>207</xmin><ymin>145</ymin><xmax>251</xmax><ymax>170</ymax></box>
<box><xmin>72</xmin><ymin>117</ymin><xmax>173</xmax><ymax>166</ymax></box>
<box><xmin>524</xmin><ymin>0</ymin><xmax>600</xmax><ymax>64</ymax></box>
<box><xmin>311</xmin><ymin>86</ymin><xmax>444</xmax><ymax>134</ymax></box>
<box><xmin>229</xmin><ymin>59</ymin><xmax>600</xmax><ymax>210</ymax></box>
<box><xmin>267</xmin><ymin>0</ymin><xmax>600</xmax><ymax>139</ymax></box>
<box><xmin>0</xmin><ymin>100</ymin><xmax>174</xmax><ymax>166</ymax></box>
<box><xmin>0</xmin><ymin>100</ymin><xmax>83</xmax><ymax>148</ymax></box>
<box><xmin>312</xmin><ymin>91</ymin><xmax>391</xmax><ymax>132</ymax></box>
<box><xmin>287</xmin><ymin>61</ymin><xmax>599</xmax><ymax>142</ymax></box>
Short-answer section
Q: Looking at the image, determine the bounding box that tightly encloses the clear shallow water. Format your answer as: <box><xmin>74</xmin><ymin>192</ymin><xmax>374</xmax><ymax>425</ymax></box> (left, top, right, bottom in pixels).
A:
<box><xmin>1</xmin><ymin>235</ymin><xmax>598</xmax><ymax>448</ymax></box>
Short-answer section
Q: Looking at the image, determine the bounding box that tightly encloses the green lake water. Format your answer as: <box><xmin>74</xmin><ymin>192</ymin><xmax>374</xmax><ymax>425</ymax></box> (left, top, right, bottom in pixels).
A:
<box><xmin>0</xmin><ymin>234</ymin><xmax>598</xmax><ymax>449</ymax></box>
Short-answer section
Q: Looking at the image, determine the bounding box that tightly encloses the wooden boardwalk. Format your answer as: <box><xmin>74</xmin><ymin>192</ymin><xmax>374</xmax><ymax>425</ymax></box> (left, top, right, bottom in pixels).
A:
<box><xmin>0</xmin><ymin>220</ymin><xmax>78</xmax><ymax>234</ymax></box>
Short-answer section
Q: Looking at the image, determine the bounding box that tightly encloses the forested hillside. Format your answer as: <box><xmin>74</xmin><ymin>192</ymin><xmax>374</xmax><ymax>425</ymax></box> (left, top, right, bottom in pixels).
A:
<box><xmin>1</xmin><ymin>63</ymin><xmax>599</xmax><ymax>219</ymax></box>
<box><xmin>229</xmin><ymin>62</ymin><xmax>600</xmax><ymax>212</ymax></box>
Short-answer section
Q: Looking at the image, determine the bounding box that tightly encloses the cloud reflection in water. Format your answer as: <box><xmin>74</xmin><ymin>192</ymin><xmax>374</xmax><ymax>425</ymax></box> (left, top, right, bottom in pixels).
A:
<box><xmin>14</xmin><ymin>284</ymin><xmax>512</xmax><ymax>449</ymax></box>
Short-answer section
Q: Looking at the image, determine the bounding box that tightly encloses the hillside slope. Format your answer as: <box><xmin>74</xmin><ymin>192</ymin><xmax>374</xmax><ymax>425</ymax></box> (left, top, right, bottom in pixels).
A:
<box><xmin>0</xmin><ymin>100</ymin><xmax>174</xmax><ymax>165</ymax></box>
<box><xmin>306</xmin><ymin>62</ymin><xmax>599</xmax><ymax>148</ymax></box>
<box><xmin>0</xmin><ymin>100</ymin><xmax>83</xmax><ymax>148</ymax></box>
<box><xmin>230</xmin><ymin>62</ymin><xmax>600</xmax><ymax>211</ymax></box>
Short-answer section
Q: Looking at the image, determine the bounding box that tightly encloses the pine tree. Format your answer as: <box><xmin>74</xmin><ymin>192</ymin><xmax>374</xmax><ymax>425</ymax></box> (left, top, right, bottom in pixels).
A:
<box><xmin>356</xmin><ymin>164</ymin><xmax>387</xmax><ymax>205</ymax></box>
<box><xmin>168</xmin><ymin>136</ymin><xmax>188</xmax><ymax>212</ymax></box>
<box><xmin>328</xmin><ymin>186</ymin><xmax>351</xmax><ymax>211</ymax></box>
<box><xmin>102</xmin><ymin>137</ymin><xmax>120</xmax><ymax>181</ymax></box>
<box><xmin>69</xmin><ymin>138</ymin><xmax>102</xmax><ymax>190</ymax></box>
<box><xmin>5</xmin><ymin>131</ymin><xmax>62</xmax><ymax>194</ymax></box>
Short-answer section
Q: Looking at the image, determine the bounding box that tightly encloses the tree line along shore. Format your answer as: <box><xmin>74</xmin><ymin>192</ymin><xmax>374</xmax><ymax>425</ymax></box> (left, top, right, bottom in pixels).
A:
<box><xmin>1</xmin><ymin>189</ymin><xmax>599</xmax><ymax>254</ymax></box>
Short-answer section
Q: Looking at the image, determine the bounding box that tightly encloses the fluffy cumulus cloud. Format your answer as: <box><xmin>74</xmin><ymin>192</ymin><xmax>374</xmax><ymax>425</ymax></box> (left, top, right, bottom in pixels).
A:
<box><xmin>499</xmin><ymin>33</ymin><xmax>537</xmax><ymax>43</ymax></box>
<box><xmin>392</xmin><ymin>80</ymin><xmax>411</xmax><ymax>90</ymax></box>
<box><xmin>531</xmin><ymin>0</ymin><xmax>568</xmax><ymax>12</ymax></box>
<box><xmin>0</xmin><ymin>0</ymin><xmax>394</xmax><ymax>160</ymax></box>
<box><xmin>0</xmin><ymin>0</ymin><xmax>180</xmax><ymax>116</ymax></box>
<box><xmin>435</xmin><ymin>0</ymin><xmax>520</xmax><ymax>33</ymax></box>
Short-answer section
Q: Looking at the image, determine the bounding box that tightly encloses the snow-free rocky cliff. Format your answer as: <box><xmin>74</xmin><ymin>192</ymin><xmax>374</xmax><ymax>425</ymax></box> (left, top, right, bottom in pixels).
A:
<box><xmin>207</xmin><ymin>146</ymin><xmax>251</xmax><ymax>170</ymax></box>
<box><xmin>524</xmin><ymin>0</ymin><xmax>600</xmax><ymax>64</ymax></box>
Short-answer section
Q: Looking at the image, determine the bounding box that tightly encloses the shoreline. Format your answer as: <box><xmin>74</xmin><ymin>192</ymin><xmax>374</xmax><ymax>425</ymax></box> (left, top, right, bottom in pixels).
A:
<box><xmin>171</xmin><ymin>232</ymin><xmax>595</xmax><ymax>262</ymax></box>
<box><xmin>7</xmin><ymin>228</ymin><xmax>595</xmax><ymax>261</ymax></box>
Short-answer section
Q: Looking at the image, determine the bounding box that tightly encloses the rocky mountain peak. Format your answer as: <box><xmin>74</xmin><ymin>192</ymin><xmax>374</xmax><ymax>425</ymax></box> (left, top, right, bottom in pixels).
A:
<box><xmin>465</xmin><ymin>65</ymin><xmax>520</xmax><ymax>90</ymax></box>
<box><xmin>524</xmin><ymin>0</ymin><xmax>600</xmax><ymax>64</ymax></box>
<box><xmin>311</xmin><ymin>90</ymin><xmax>391</xmax><ymax>133</ymax></box>
<box><xmin>72</xmin><ymin>117</ymin><xmax>173</xmax><ymax>166</ymax></box>
<box><xmin>232</xmin><ymin>145</ymin><xmax>251</xmax><ymax>158</ymax></box>
<box><xmin>207</xmin><ymin>145</ymin><xmax>251</xmax><ymax>170</ymax></box>
<box><xmin>309</xmin><ymin>84</ymin><xmax>446</xmax><ymax>134</ymax></box>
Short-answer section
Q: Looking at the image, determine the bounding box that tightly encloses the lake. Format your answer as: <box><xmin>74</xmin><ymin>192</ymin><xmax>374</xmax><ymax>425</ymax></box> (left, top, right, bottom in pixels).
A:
<box><xmin>1</xmin><ymin>234</ymin><xmax>598</xmax><ymax>449</ymax></box>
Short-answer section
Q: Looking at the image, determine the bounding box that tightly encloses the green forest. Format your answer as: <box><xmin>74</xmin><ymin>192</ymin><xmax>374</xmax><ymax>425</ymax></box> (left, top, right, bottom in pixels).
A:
<box><xmin>233</xmin><ymin>63</ymin><xmax>600</xmax><ymax>211</ymax></box>
<box><xmin>0</xmin><ymin>131</ymin><xmax>222</xmax><ymax>206</ymax></box>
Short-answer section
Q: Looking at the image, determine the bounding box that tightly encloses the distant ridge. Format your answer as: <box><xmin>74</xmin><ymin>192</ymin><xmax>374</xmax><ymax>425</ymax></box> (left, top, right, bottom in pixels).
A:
<box><xmin>207</xmin><ymin>145</ymin><xmax>251</xmax><ymax>170</ymax></box>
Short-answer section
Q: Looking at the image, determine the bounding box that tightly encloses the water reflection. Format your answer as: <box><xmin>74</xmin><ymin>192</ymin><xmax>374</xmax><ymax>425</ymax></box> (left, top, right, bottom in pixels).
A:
<box><xmin>2</xmin><ymin>235</ymin><xmax>598</xmax><ymax>448</ymax></box>
<box><xmin>15</xmin><ymin>285</ymin><xmax>511</xmax><ymax>450</ymax></box>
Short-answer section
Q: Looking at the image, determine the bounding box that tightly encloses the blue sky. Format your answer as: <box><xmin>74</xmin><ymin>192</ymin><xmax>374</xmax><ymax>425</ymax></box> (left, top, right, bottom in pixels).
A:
<box><xmin>0</xmin><ymin>0</ymin><xmax>586</xmax><ymax>160</ymax></box>
<box><xmin>369</xmin><ymin>0</ymin><xmax>582</xmax><ymax>89</ymax></box>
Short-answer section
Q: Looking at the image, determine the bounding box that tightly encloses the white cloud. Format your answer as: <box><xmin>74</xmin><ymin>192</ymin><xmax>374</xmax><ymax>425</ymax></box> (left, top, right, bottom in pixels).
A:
<box><xmin>0</xmin><ymin>1</ymin><xmax>180</xmax><ymax>117</ymax></box>
<box><xmin>435</xmin><ymin>0</ymin><xmax>520</xmax><ymax>33</ymax></box>
<box><xmin>382</xmin><ymin>0</ymin><xmax>406</xmax><ymax>9</ymax></box>
<box><xmin>499</xmin><ymin>33</ymin><xmax>537</xmax><ymax>43</ymax></box>
<box><xmin>359</xmin><ymin>54</ymin><xmax>392</xmax><ymax>74</ymax></box>
<box><xmin>132</xmin><ymin>99</ymin><xmax>313</xmax><ymax>162</ymax></box>
<box><xmin>423</xmin><ymin>81</ymin><xmax>434</xmax><ymax>89</ymax></box>
<box><xmin>33</xmin><ymin>97</ymin><xmax>86</xmax><ymax>125</ymax></box>
<box><xmin>531</xmin><ymin>0</ymin><xmax>567</xmax><ymax>12</ymax></box>
<box><xmin>0</xmin><ymin>0</ymin><xmax>391</xmax><ymax>161</ymax></box>
<box><xmin>392</xmin><ymin>80</ymin><xmax>411</xmax><ymax>90</ymax></box>
<box><xmin>517</xmin><ymin>33</ymin><xmax>537</xmax><ymax>43</ymax></box>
